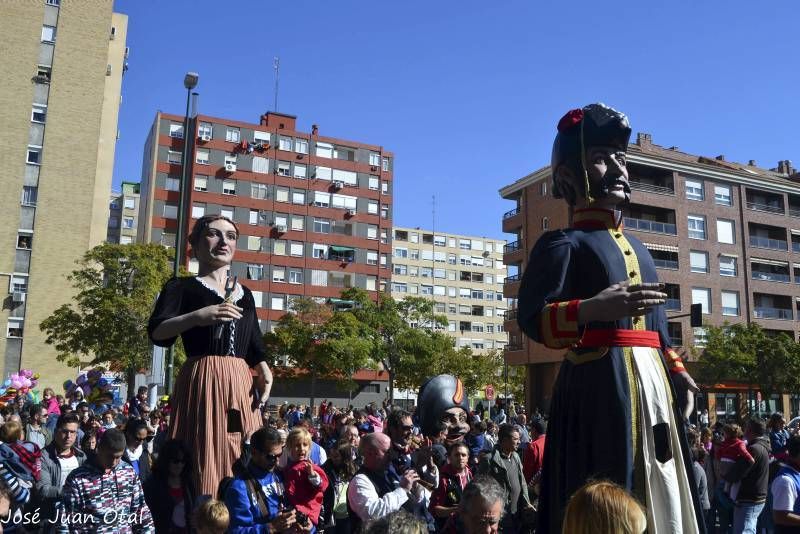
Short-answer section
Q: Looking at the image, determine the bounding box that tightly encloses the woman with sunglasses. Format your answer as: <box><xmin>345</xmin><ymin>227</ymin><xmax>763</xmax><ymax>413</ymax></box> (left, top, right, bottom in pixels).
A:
<box><xmin>144</xmin><ymin>439</ymin><xmax>197</xmax><ymax>533</ymax></box>
<box><xmin>148</xmin><ymin>215</ymin><xmax>273</xmax><ymax>497</ymax></box>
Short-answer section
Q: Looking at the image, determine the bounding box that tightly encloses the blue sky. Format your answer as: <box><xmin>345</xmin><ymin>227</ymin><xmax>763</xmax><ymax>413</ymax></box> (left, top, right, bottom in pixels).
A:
<box><xmin>113</xmin><ymin>1</ymin><xmax>799</xmax><ymax>239</ymax></box>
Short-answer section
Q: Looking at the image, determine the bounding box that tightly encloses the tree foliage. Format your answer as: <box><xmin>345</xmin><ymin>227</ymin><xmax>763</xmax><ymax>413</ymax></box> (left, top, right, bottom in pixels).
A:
<box><xmin>694</xmin><ymin>322</ymin><xmax>800</xmax><ymax>396</ymax></box>
<box><xmin>40</xmin><ymin>243</ymin><xmax>184</xmax><ymax>391</ymax></box>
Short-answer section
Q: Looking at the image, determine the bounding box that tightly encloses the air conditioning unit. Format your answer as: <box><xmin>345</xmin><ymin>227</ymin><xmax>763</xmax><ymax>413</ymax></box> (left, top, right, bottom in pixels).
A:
<box><xmin>333</xmin><ymin>180</ymin><xmax>344</xmax><ymax>190</ymax></box>
<box><xmin>12</xmin><ymin>292</ymin><xmax>26</xmax><ymax>304</ymax></box>
<box><xmin>275</xmin><ymin>225</ymin><xmax>287</xmax><ymax>233</ymax></box>
<box><xmin>225</xmin><ymin>163</ymin><xmax>237</xmax><ymax>172</ymax></box>
<box><xmin>346</xmin><ymin>209</ymin><xmax>356</xmax><ymax>217</ymax></box>
<box><xmin>198</xmin><ymin>133</ymin><xmax>211</xmax><ymax>142</ymax></box>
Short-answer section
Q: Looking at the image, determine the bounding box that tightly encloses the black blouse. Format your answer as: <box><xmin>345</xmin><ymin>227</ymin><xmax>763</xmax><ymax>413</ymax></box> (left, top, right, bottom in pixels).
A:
<box><xmin>147</xmin><ymin>277</ymin><xmax>267</xmax><ymax>367</ymax></box>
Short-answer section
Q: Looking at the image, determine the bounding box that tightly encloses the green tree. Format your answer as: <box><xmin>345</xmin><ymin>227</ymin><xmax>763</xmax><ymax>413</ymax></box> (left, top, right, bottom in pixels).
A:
<box><xmin>264</xmin><ymin>297</ymin><xmax>373</xmax><ymax>408</ymax></box>
<box><xmin>341</xmin><ymin>288</ymin><xmax>451</xmax><ymax>402</ymax></box>
<box><xmin>695</xmin><ymin>322</ymin><xmax>800</xmax><ymax>398</ymax></box>
<box><xmin>40</xmin><ymin>243</ymin><xmax>184</xmax><ymax>392</ymax></box>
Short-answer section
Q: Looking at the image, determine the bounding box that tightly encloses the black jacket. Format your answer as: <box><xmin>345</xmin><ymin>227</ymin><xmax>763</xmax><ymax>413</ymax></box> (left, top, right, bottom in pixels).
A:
<box><xmin>143</xmin><ymin>475</ymin><xmax>196</xmax><ymax>533</ymax></box>
<box><xmin>725</xmin><ymin>436</ymin><xmax>771</xmax><ymax>504</ymax></box>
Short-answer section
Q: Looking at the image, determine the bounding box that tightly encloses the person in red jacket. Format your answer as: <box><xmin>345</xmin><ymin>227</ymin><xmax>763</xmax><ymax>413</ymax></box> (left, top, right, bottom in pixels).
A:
<box><xmin>523</xmin><ymin>419</ymin><xmax>547</xmax><ymax>485</ymax></box>
<box><xmin>284</xmin><ymin>427</ymin><xmax>329</xmax><ymax>529</ymax></box>
<box><xmin>430</xmin><ymin>442</ymin><xmax>473</xmax><ymax>531</ymax></box>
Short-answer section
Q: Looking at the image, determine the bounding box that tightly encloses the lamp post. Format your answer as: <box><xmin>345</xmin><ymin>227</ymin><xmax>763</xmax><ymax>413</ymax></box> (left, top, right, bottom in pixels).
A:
<box><xmin>165</xmin><ymin>71</ymin><xmax>198</xmax><ymax>396</ymax></box>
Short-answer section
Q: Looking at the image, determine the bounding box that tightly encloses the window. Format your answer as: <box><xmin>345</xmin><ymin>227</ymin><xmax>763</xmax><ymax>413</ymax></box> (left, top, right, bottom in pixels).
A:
<box><xmin>368</xmin><ymin>176</ymin><xmax>379</xmax><ymax>190</ymax></box>
<box><xmin>191</xmin><ymin>204</ymin><xmax>205</xmax><ymax>219</ymax></box>
<box><xmin>293</xmin><ymin>164</ymin><xmax>307</xmax><ymax>179</ymax></box>
<box><xmin>31</xmin><ymin>104</ymin><xmax>47</xmax><ymax>123</ymax></box>
<box><xmin>421</xmin><ymin>285</ymin><xmax>433</xmax><ymax>295</ymax></box>
<box><xmin>313</xmin><ymin>218</ymin><xmax>331</xmax><ymax>233</ymax></box>
<box><xmin>252</xmin><ymin>156</ymin><xmax>269</xmax><ymax>174</ymax></box>
<box><xmin>315</xmin><ymin>142</ymin><xmax>333</xmax><ymax>158</ymax></box>
<box><xmin>273</xmin><ymin>240</ymin><xmax>286</xmax><ymax>256</ymax></box>
<box><xmin>27</xmin><ymin>146</ymin><xmax>42</xmax><ymax>164</ymax></box>
<box><xmin>367</xmin><ymin>251</ymin><xmax>378</xmax><ymax>265</ymax></box>
<box><xmin>194</xmin><ymin>176</ymin><xmax>208</xmax><ymax>192</ymax></box>
<box><xmin>291</xmin><ymin>215</ymin><xmax>304</xmax><ymax>231</ymax></box>
<box><xmin>459</xmin><ymin>239</ymin><xmax>471</xmax><ymax>250</ymax></box>
<box><xmin>290</xmin><ymin>242</ymin><xmax>304</xmax><ymax>256</ymax></box>
<box><xmin>289</xmin><ymin>269</ymin><xmax>303</xmax><ymax>284</ymax></box>
<box><xmin>693</xmin><ymin>327</ymin><xmax>708</xmax><ymax>348</ymax></box>
<box><xmin>291</xmin><ymin>191</ymin><xmax>305</xmax><ymax>205</ymax></box>
<box><xmin>369</xmin><ymin>152</ymin><xmax>380</xmax><ymax>166</ymax></box>
<box><xmin>367</xmin><ymin>225</ymin><xmax>378</xmax><ymax>240</ymax></box>
<box><xmin>719</xmin><ymin>255</ymin><xmax>737</xmax><ymax>277</ymax></box>
<box><xmin>272</xmin><ymin>267</ymin><xmax>286</xmax><ymax>283</ymax></box>
<box><xmin>687</xmin><ymin>215</ymin><xmax>706</xmax><ymax>240</ymax></box>
<box><xmin>278</xmin><ymin>136</ymin><xmax>292</xmax><ymax>151</ymax></box>
<box><xmin>394</xmin><ymin>264</ymin><xmax>407</xmax><ymax>275</ymax></box>
<box><xmin>273</xmin><ymin>215</ymin><xmax>288</xmax><ymax>229</ymax></box>
<box><xmin>251</xmin><ymin>183</ymin><xmax>268</xmax><ymax>199</ymax></box>
<box><xmin>689</xmin><ymin>251</ymin><xmax>709</xmax><ymax>273</ymax></box>
<box><xmin>271</xmin><ymin>296</ymin><xmax>285</xmax><ymax>310</ymax></box>
<box><xmin>164</xmin><ymin>176</ymin><xmax>179</xmax><ymax>191</ymax></box>
<box><xmin>685</xmin><ymin>179</ymin><xmax>704</xmax><ymax>201</ymax></box>
<box><xmin>368</xmin><ymin>200</ymin><xmax>378</xmax><ymax>215</ymax></box>
<box><xmin>225</xmin><ymin>128</ymin><xmax>240</xmax><ymax>143</ymax></box>
<box><xmin>314</xmin><ymin>192</ymin><xmax>330</xmax><ymax>207</ymax></box>
<box><xmin>717</xmin><ymin>219</ymin><xmax>735</xmax><ymax>244</ymax></box>
<box><xmin>163</xmin><ymin>204</ymin><xmax>178</xmax><ymax>219</ymax></box>
<box><xmin>7</xmin><ymin>320</ymin><xmax>23</xmax><ymax>339</ymax></box>
<box><xmin>312</xmin><ymin>244</ymin><xmax>328</xmax><ymax>259</ymax></box>
<box><xmin>248</xmin><ymin>210</ymin><xmax>259</xmax><ymax>225</ymax></box>
<box><xmin>691</xmin><ymin>287</ymin><xmax>711</xmax><ymax>314</ymax></box>
<box><xmin>382</xmin><ymin>157</ymin><xmax>390</xmax><ymax>171</ymax></box>
<box><xmin>16</xmin><ymin>233</ymin><xmax>32</xmax><ymax>250</ymax></box>
<box><xmin>123</xmin><ymin>197</ymin><xmax>135</xmax><ymax>209</ymax></box>
<box><xmin>198</xmin><ymin>122</ymin><xmax>213</xmax><ymax>138</ymax></box>
<box><xmin>224</xmin><ymin>154</ymin><xmax>237</xmax><ymax>168</ymax></box>
<box><xmin>394</xmin><ymin>247</ymin><xmax>408</xmax><ymax>258</ymax></box>
<box><xmin>277</xmin><ymin>161</ymin><xmax>291</xmax><ymax>176</ymax></box>
<box><xmin>380</xmin><ymin>254</ymin><xmax>388</xmax><ymax>267</ymax></box>
<box><xmin>41</xmin><ymin>25</ymin><xmax>56</xmax><ymax>42</ymax></box>
<box><xmin>721</xmin><ymin>291</ymin><xmax>740</xmax><ymax>316</ymax></box>
<box><xmin>247</xmin><ymin>236</ymin><xmax>262</xmax><ymax>251</ymax></box>
<box><xmin>275</xmin><ymin>187</ymin><xmax>289</xmax><ymax>203</ymax></box>
<box><xmin>392</xmin><ymin>282</ymin><xmax>408</xmax><ymax>293</ymax></box>
<box><xmin>311</xmin><ymin>270</ymin><xmax>328</xmax><ymax>287</ymax></box>
<box><xmin>247</xmin><ymin>264</ymin><xmax>264</xmax><ymax>280</ymax></box>
<box><xmin>542</xmin><ymin>217</ymin><xmax>549</xmax><ymax>230</ymax></box>
<box><xmin>195</xmin><ymin>149</ymin><xmax>209</xmax><ymax>165</ymax></box>
<box><xmin>294</xmin><ymin>139</ymin><xmax>308</xmax><ymax>154</ymax></box>
<box><xmin>108</xmin><ymin>216</ymin><xmax>119</xmax><ymax>228</ymax></box>
<box><xmin>331</xmin><ymin>194</ymin><xmax>357</xmax><ymax>210</ymax></box>
<box><xmin>253</xmin><ymin>130</ymin><xmax>270</xmax><ymax>144</ymax></box>
<box><xmin>122</xmin><ymin>217</ymin><xmax>134</xmax><ymax>229</ymax></box>
<box><xmin>715</xmin><ymin>184</ymin><xmax>732</xmax><ymax>206</ymax></box>
<box><xmin>45</xmin><ymin>0</ymin><xmax>60</xmax><ymax>5</ymax></box>
<box><xmin>380</xmin><ymin>229</ymin><xmax>388</xmax><ymax>244</ymax></box>
<box><xmin>222</xmin><ymin>179</ymin><xmax>236</xmax><ymax>195</ymax></box>
<box><xmin>167</xmin><ymin>151</ymin><xmax>182</xmax><ymax>164</ymax></box>
<box><xmin>168</xmin><ymin>123</ymin><xmax>184</xmax><ymax>138</ymax></box>
<box><xmin>21</xmin><ymin>186</ymin><xmax>37</xmax><ymax>206</ymax></box>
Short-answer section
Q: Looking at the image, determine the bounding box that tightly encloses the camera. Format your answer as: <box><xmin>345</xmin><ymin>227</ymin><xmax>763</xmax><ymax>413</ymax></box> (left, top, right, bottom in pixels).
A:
<box><xmin>285</xmin><ymin>506</ymin><xmax>309</xmax><ymax>526</ymax></box>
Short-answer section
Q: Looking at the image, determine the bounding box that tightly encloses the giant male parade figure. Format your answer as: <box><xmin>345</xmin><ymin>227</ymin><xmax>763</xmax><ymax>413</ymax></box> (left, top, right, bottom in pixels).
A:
<box><xmin>517</xmin><ymin>104</ymin><xmax>706</xmax><ymax>533</ymax></box>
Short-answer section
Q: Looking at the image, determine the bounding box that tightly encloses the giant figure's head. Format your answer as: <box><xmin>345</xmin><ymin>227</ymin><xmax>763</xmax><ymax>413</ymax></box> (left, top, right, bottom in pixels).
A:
<box><xmin>551</xmin><ymin>103</ymin><xmax>632</xmax><ymax>207</ymax></box>
<box><xmin>417</xmin><ymin>374</ymin><xmax>470</xmax><ymax>445</ymax></box>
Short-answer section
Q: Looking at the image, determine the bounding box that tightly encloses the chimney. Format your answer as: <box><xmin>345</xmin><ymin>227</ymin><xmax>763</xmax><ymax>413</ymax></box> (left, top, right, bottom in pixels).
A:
<box><xmin>778</xmin><ymin>161</ymin><xmax>787</xmax><ymax>174</ymax></box>
<box><xmin>788</xmin><ymin>160</ymin><xmax>796</xmax><ymax>175</ymax></box>
<box><xmin>312</xmin><ymin>124</ymin><xmax>319</xmax><ymax>136</ymax></box>
<box><xmin>636</xmin><ymin>132</ymin><xmax>652</xmax><ymax>147</ymax></box>
<box><xmin>669</xmin><ymin>146</ymin><xmax>679</xmax><ymax>151</ymax></box>
<box><xmin>715</xmin><ymin>155</ymin><xmax>725</xmax><ymax>161</ymax></box>
<box><xmin>748</xmin><ymin>160</ymin><xmax>757</xmax><ymax>166</ymax></box>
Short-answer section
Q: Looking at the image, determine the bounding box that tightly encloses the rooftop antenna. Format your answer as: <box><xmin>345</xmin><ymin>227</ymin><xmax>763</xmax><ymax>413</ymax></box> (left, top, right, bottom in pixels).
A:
<box><xmin>273</xmin><ymin>56</ymin><xmax>280</xmax><ymax>112</ymax></box>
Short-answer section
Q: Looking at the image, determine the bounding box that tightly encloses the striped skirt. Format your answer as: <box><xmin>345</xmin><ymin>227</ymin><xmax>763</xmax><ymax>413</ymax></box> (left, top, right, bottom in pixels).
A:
<box><xmin>169</xmin><ymin>355</ymin><xmax>262</xmax><ymax>497</ymax></box>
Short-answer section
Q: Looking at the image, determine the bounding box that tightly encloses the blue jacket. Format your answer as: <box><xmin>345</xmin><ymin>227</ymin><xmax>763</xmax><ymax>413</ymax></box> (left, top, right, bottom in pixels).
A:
<box><xmin>225</xmin><ymin>466</ymin><xmax>285</xmax><ymax>534</ymax></box>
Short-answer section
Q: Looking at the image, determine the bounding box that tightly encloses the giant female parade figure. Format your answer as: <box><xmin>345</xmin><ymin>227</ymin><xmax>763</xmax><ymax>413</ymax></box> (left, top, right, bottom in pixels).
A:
<box><xmin>148</xmin><ymin>214</ymin><xmax>273</xmax><ymax>497</ymax></box>
<box><xmin>517</xmin><ymin>104</ymin><xmax>706</xmax><ymax>533</ymax></box>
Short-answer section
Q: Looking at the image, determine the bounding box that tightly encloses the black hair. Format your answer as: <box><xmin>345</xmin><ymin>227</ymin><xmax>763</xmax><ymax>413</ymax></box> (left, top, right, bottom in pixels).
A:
<box><xmin>386</xmin><ymin>409</ymin><xmax>412</xmax><ymax>430</ymax></box>
<box><xmin>530</xmin><ymin>419</ymin><xmax>546</xmax><ymax>436</ymax></box>
<box><xmin>56</xmin><ymin>413</ymin><xmax>80</xmax><ymax>429</ymax></box>
<box><xmin>152</xmin><ymin>439</ymin><xmax>193</xmax><ymax>483</ymax></box>
<box><xmin>251</xmin><ymin>427</ymin><xmax>283</xmax><ymax>453</ymax></box>
<box><xmin>125</xmin><ymin>419</ymin><xmax>148</xmax><ymax>438</ymax></box>
<box><xmin>787</xmin><ymin>435</ymin><xmax>800</xmax><ymax>458</ymax></box>
<box><xmin>99</xmin><ymin>428</ymin><xmax>126</xmax><ymax>453</ymax></box>
<box><xmin>747</xmin><ymin>418</ymin><xmax>767</xmax><ymax>438</ymax></box>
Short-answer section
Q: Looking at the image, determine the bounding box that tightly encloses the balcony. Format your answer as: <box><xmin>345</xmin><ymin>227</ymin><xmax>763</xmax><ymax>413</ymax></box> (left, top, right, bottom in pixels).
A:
<box><xmin>504</xmin><ymin>274</ymin><xmax>521</xmax><ymax>284</ymax></box>
<box><xmin>749</xmin><ymin>236</ymin><xmax>788</xmax><ymax>251</ymax></box>
<box><xmin>629</xmin><ymin>181</ymin><xmax>675</xmax><ymax>195</ymax></box>
<box><xmin>746</xmin><ymin>189</ymin><xmax>784</xmax><ymax>215</ymax></box>
<box><xmin>504</xmin><ymin>240</ymin><xmax>523</xmax><ymax>253</ymax></box>
<box><xmin>754</xmin><ymin>307</ymin><xmax>793</xmax><ymax>320</ymax></box>
<box><xmin>752</xmin><ymin>271</ymin><xmax>791</xmax><ymax>283</ymax></box>
<box><xmin>652</xmin><ymin>257</ymin><xmax>679</xmax><ymax>270</ymax></box>
<box><xmin>747</xmin><ymin>201</ymin><xmax>785</xmax><ymax>215</ymax></box>
<box><xmin>503</xmin><ymin>207</ymin><xmax>520</xmax><ymax>219</ymax></box>
<box><xmin>505</xmin><ymin>342</ymin><xmax>523</xmax><ymax>352</ymax></box>
<box><xmin>506</xmin><ymin>308</ymin><xmax>518</xmax><ymax>321</ymax></box>
<box><xmin>623</xmin><ymin>217</ymin><xmax>677</xmax><ymax>235</ymax></box>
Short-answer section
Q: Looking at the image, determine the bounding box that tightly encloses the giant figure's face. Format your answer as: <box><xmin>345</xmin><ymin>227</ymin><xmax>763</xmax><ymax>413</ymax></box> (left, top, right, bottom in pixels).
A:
<box><xmin>439</xmin><ymin>406</ymin><xmax>470</xmax><ymax>445</ymax></box>
<box><xmin>584</xmin><ymin>144</ymin><xmax>630</xmax><ymax>208</ymax></box>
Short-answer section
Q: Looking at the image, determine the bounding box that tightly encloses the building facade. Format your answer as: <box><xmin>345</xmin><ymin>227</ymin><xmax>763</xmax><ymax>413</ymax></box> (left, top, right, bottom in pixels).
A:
<box><xmin>390</xmin><ymin>227</ymin><xmax>508</xmax><ymax>352</ymax></box>
<box><xmin>501</xmin><ymin>132</ymin><xmax>800</xmax><ymax>422</ymax></box>
<box><xmin>0</xmin><ymin>1</ymin><xmax>127</xmax><ymax>386</ymax></box>
<box><xmin>139</xmin><ymin>111</ymin><xmax>394</xmax><ymax>334</ymax></box>
<box><xmin>107</xmin><ymin>181</ymin><xmax>140</xmax><ymax>243</ymax></box>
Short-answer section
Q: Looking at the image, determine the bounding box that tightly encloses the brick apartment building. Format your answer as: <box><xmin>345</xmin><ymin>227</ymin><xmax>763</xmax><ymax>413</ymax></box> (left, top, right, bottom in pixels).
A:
<box><xmin>0</xmin><ymin>1</ymin><xmax>127</xmax><ymax>386</ymax></box>
<box><xmin>500</xmin><ymin>131</ymin><xmax>800</xmax><ymax>423</ymax></box>
<box><xmin>138</xmin><ymin>111</ymin><xmax>394</xmax><ymax>405</ymax></box>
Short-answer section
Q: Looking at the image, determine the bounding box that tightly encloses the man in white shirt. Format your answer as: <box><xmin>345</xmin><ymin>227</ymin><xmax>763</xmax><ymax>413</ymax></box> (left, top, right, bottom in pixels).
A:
<box><xmin>771</xmin><ymin>435</ymin><xmax>800</xmax><ymax>533</ymax></box>
<box><xmin>347</xmin><ymin>433</ymin><xmax>423</xmax><ymax>531</ymax></box>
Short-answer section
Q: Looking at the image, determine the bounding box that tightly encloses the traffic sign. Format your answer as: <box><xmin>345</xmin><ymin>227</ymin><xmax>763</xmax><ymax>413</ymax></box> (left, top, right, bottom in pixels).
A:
<box><xmin>485</xmin><ymin>385</ymin><xmax>495</xmax><ymax>400</ymax></box>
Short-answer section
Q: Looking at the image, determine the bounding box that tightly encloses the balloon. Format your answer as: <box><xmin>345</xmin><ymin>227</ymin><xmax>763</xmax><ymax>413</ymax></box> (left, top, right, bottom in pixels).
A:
<box><xmin>11</xmin><ymin>379</ymin><xmax>22</xmax><ymax>390</ymax></box>
<box><xmin>3</xmin><ymin>380</ymin><xmax>9</xmax><ymax>388</ymax></box>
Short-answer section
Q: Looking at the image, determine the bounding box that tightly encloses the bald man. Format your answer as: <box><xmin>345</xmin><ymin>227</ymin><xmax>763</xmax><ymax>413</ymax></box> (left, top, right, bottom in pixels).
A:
<box><xmin>347</xmin><ymin>432</ymin><xmax>425</xmax><ymax>530</ymax></box>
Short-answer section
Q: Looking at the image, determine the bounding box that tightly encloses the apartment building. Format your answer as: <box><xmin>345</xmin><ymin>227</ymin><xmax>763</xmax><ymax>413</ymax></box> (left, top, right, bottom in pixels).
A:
<box><xmin>390</xmin><ymin>227</ymin><xmax>508</xmax><ymax>352</ymax></box>
<box><xmin>500</xmin><ymin>132</ymin><xmax>800</xmax><ymax>421</ymax></box>
<box><xmin>107</xmin><ymin>181</ymin><xmax>140</xmax><ymax>244</ymax></box>
<box><xmin>0</xmin><ymin>1</ymin><xmax>127</xmax><ymax>386</ymax></box>
<box><xmin>138</xmin><ymin>111</ymin><xmax>394</xmax><ymax>334</ymax></box>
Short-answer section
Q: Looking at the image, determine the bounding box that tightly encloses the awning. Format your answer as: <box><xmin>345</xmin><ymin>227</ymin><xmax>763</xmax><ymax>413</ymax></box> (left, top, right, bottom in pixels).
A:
<box><xmin>791</xmin><ymin>229</ymin><xmax>800</xmax><ymax>236</ymax></box>
<box><xmin>643</xmin><ymin>242</ymin><xmax>679</xmax><ymax>252</ymax></box>
<box><xmin>329</xmin><ymin>246</ymin><xmax>355</xmax><ymax>253</ymax></box>
<box><xmin>751</xmin><ymin>257</ymin><xmax>789</xmax><ymax>267</ymax></box>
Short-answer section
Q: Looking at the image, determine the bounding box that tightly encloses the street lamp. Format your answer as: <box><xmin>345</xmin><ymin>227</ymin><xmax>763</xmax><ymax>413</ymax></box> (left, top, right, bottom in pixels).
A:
<box><xmin>165</xmin><ymin>71</ymin><xmax>199</xmax><ymax>395</ymax></box>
